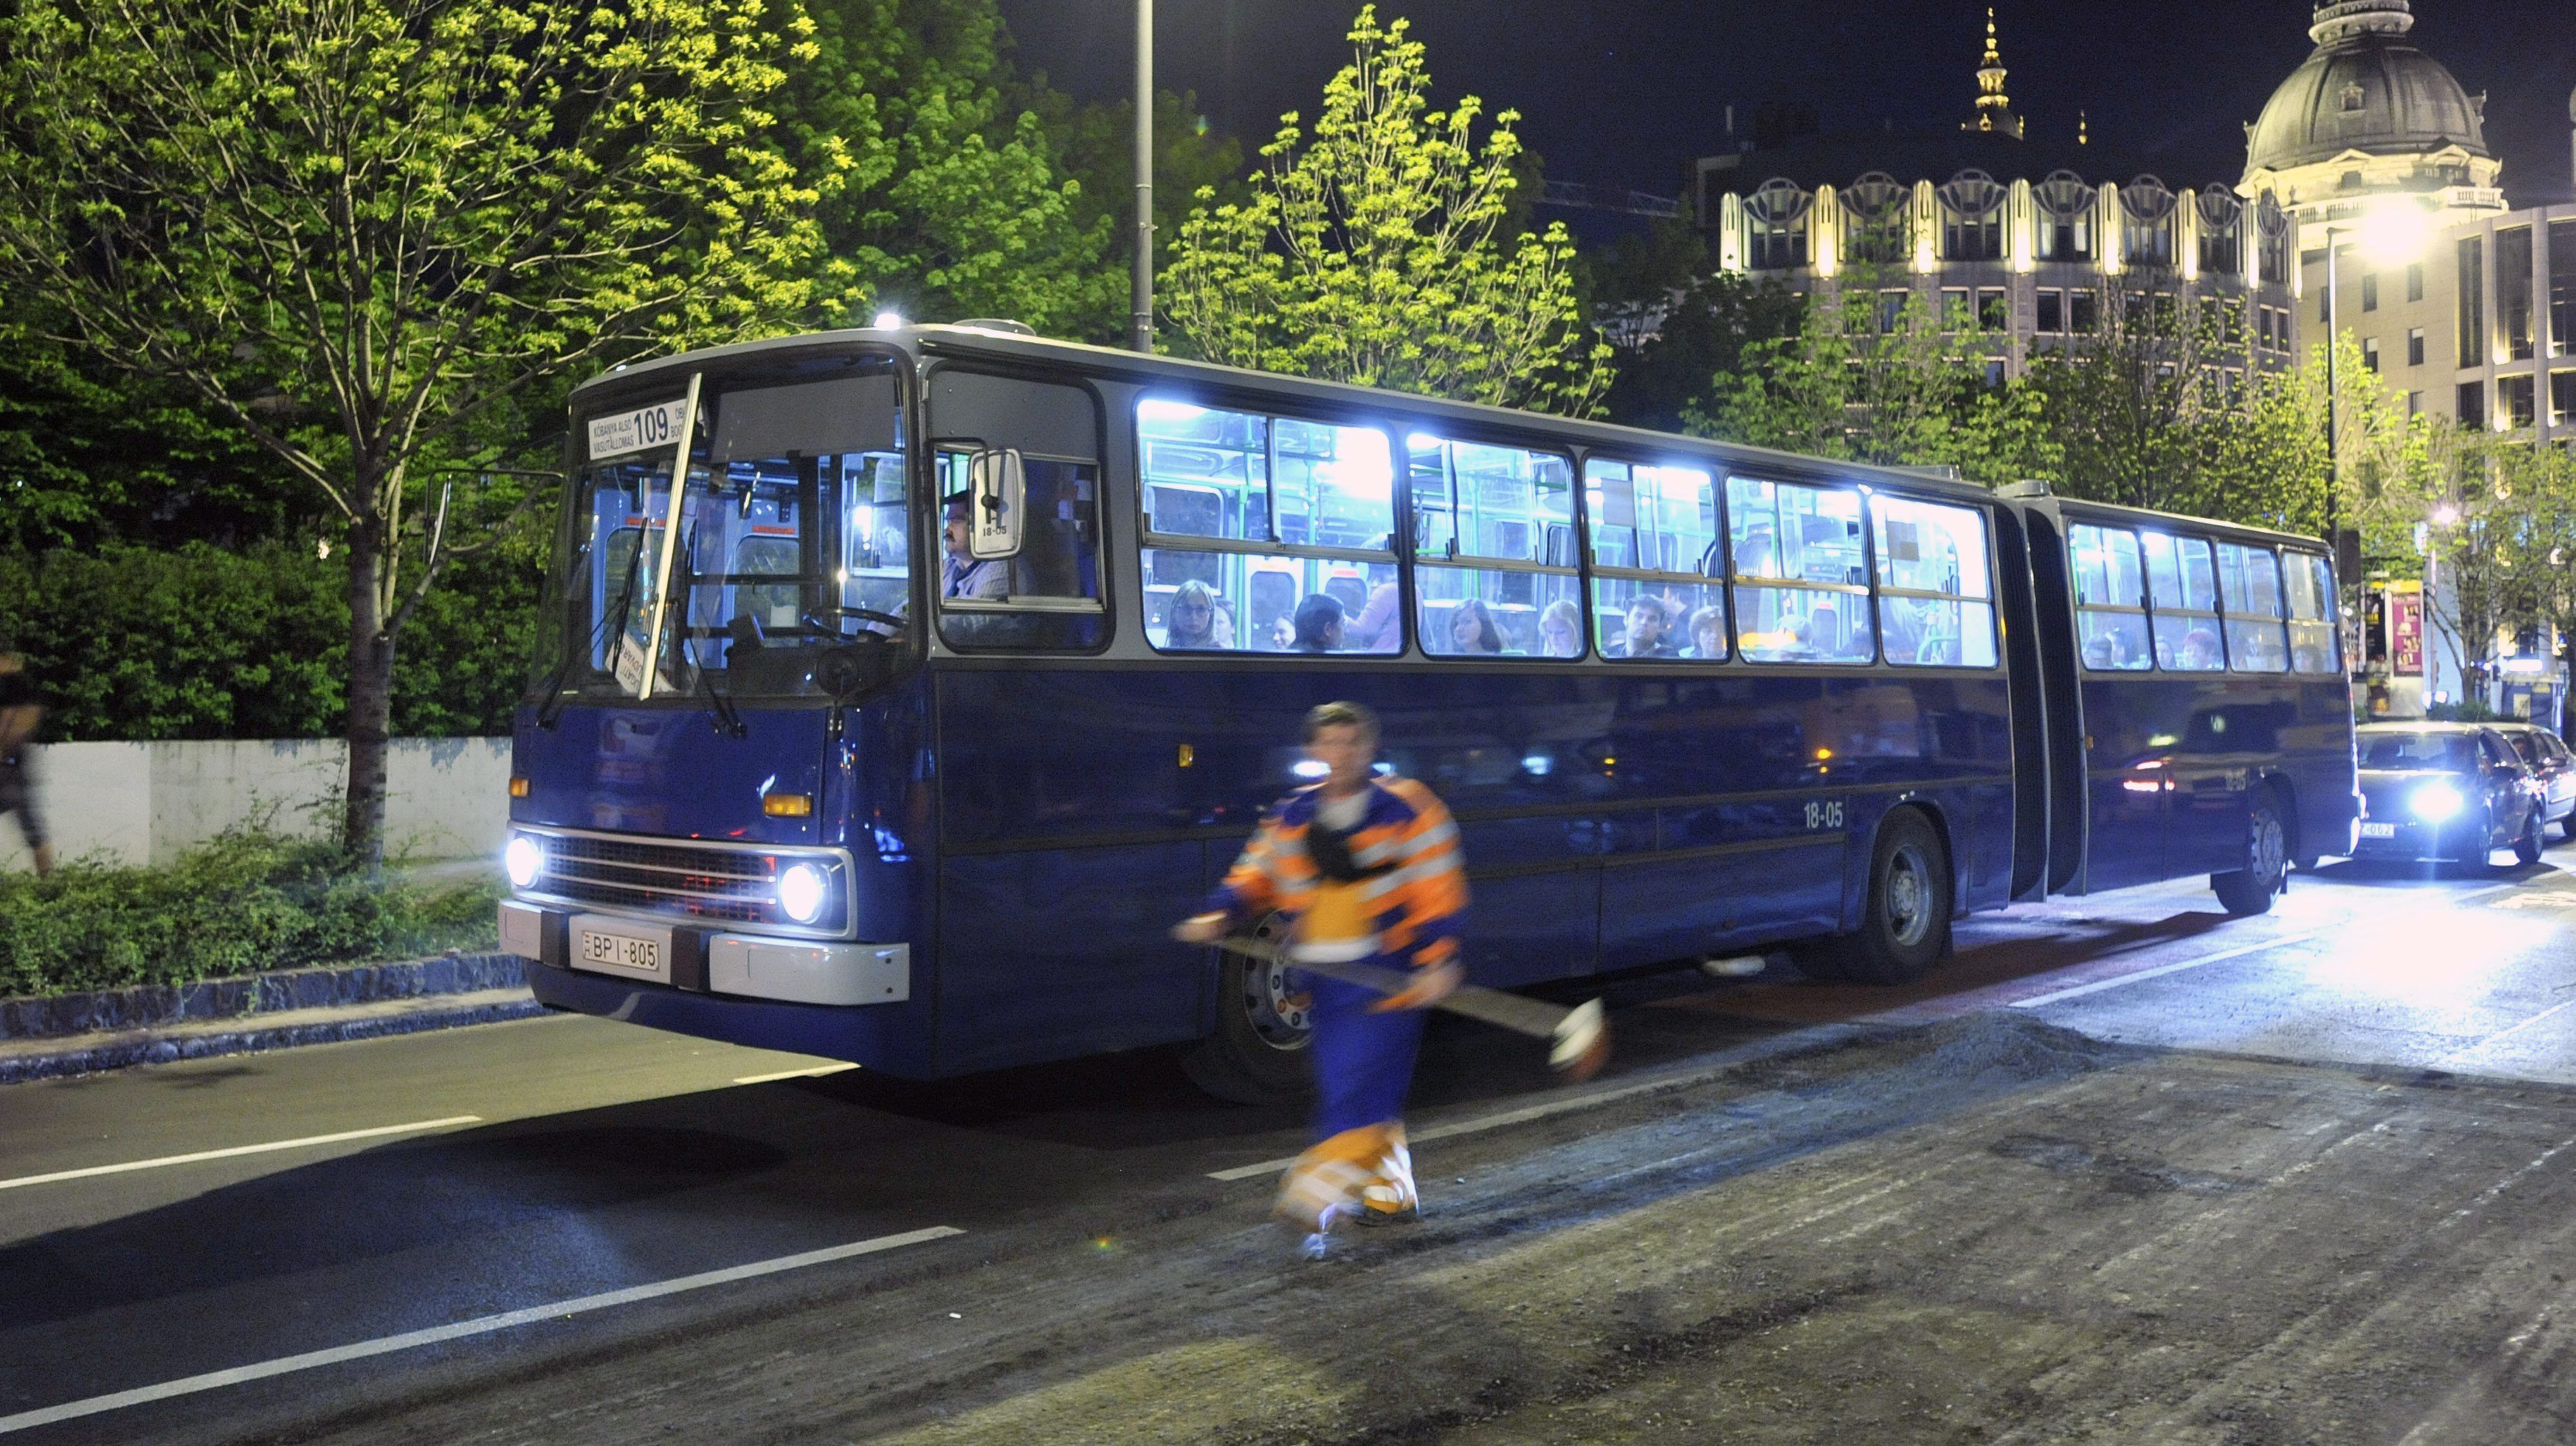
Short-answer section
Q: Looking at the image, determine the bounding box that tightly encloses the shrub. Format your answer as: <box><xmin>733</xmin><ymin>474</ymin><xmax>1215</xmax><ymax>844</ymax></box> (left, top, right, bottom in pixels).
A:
<box><xmin>0</xmin><ymin>829</ymin><xmax>500</xmax><ymax>998</ymax></box>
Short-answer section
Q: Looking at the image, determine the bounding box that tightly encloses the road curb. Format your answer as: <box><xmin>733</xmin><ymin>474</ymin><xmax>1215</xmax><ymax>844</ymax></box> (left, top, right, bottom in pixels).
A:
<box><xmin>0</xmin><ymin>952</ymin><xmax>523</xmax><ymax>1041</ymax></box>
<box><xmin>0</xmin><ymin>988</ymin><xmax>546</xmax><ymax>1085</ymax></box>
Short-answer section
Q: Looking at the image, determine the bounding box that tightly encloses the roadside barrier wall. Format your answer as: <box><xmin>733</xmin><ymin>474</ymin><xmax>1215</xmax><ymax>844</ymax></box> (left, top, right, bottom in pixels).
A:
<box><xmin>0</xmin><ymin>737</ymin><xmax>510</xmax><ymax>870</ymax></box>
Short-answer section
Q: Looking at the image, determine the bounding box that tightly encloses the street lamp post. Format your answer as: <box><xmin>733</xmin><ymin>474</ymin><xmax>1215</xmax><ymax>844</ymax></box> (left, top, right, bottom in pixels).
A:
<box><xmin>1132</xmin><ymin>0</ymin><xmax>1154</xmax><ymax>354</ymax></box>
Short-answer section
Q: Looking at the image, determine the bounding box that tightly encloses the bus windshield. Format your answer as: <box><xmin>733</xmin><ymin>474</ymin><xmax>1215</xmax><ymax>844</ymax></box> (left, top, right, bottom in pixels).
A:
<box><xmin>549</xmin><ymin>360</ymin><xmax>910</xmax><ymax>702</ymax></box>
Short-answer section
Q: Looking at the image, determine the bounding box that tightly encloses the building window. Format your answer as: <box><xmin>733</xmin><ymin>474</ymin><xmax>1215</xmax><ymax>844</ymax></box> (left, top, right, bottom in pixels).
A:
<box><xmin>1941</xmin><ymin>287</ymin><xmax>1972</xmax><ymax>329</ymax></box>
<box><xmin>2407</xmin><ymin>261</ymin><xmax>2425</xmax><ymax>303</ymax></box>
<box><xmin>1983</xmin><ymin>358</ymin><xmax>2006</xmax><ymax>389</ymax></box>
<box><xmin>2407</xmin><ymin>390</ymin><xmax>2422</xmax><ymax>417</ymax></box>
<box><xmin>2361</xmin><ymin>272</ymin><xmax>2379</xmax><ymax>312</ymax></box>
<box><xmin>2458</xmin><ymin>237</ymin><xmax>2485</xmax><ymax>369</ymax></box>
<box><xmin>2037</xmin><ymin>289</ymin><xmax>2064</xmax><ymax>333</ymax></box>
<box><xmin>2070</xmin><ymin>289</ymin><xmax>2100</xmax><ymax>334</ymax></box>
<box><xmin>2551</xmin><ymin>220</ymin><xmax>2575</xmax><ymax>357</ymax></box>
<box><xmin>2457</xmin><ymin>380</ymin><xmax>2487</xmax><ymax>429</ymax></box>
<box><xmin>2500</xmin><ymin>227</ymin><xmax>2534</xmax><ymax>362</ymax></box>
<box><xmin>2120</xmin><ymin>179</ymin><xmax>2176</xmax><ymax>268</ymax></box>
<box><xmin>2363</xmin><ymin>337</ymin><xmax>2380</xmax><ymax>372</ymax></box>
<box><xmin>1843</xmin><ymin>172</ymin><xmax>1911</xmax><ymax>267</ymax></box>
<box><xmin>2195</xmin><ymin>191</ymin><xmax>2242</xmax><ymax>278</ymax></box>
<box><xmin>1879</xmin><ymin>289</ymin><xmax>1911</xmax><ymax>334</ymax></box>
<box><xmin>1939</xmin><ymin>171</ymin><xmax>2006</xmax><ymax>262</ymax></box>
<box><xmin>1745</xmin><ymin>178</ymin><xmax>1812</xmax><ymax>270</ymax></box>
<box><xmin>2034</xmin><ymin>170</ymin><xmax>2094</xmax><ymax>263</ymax></box>
<box><xmin>2500</xmin><ymin>375</ymin><xmax>2535</xmax><ymax>429</ymax></box>
<box><xmin>2256</xmin><ymin>195</ymin><xmax>2291</xmax><ymax>285</ymax></box>
<box><xmin>1978</xmin><ymin>288</ymin><xmax>2008</xmax><ymax>330</ymax></box>
<box><xmin>2552</xmin><ymin>372</ymin><xmax>2576</xmax><ymax>427</ymax></box>
<box><xmin>2320</xmin><ymin>282</ymin><xmax>2332</xmax><ymax>325</ymax></box>
<box><xmin>2408</xmin><ymin>327</ymin><xmax>2425</xmax><ymax>368</ymax></box>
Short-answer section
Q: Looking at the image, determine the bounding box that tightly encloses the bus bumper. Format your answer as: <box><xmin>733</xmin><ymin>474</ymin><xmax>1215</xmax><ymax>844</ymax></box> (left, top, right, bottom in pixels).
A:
<box><xmin>499</xmin><ymin>899</ymin><xmax>909</xmax><ymax>1006</ymax></box>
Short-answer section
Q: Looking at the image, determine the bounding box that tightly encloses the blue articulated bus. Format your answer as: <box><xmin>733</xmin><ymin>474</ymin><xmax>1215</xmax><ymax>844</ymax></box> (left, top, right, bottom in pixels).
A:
<box><xmin>499</xmin><ymin>325</ymin><xmax>2358</xmax><ymax>1099</ymax></box>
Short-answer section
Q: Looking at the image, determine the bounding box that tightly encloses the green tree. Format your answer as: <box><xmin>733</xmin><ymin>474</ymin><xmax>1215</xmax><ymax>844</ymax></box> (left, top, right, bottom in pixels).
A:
<box><xmin>1687</xmin><ymin>272</ymin><xmax>2046</xmax><ymax>484</ymax></box>
<box><xmin>1026</xmin><ymin>84</ymin><xmax>1250</xmax><ymax>343</ymax></box>
<box><xmin>1583</xmin><ymin>210</ymin><xmax>1804</xmax><ymax>433</ymax></box>
<box><xmin>1161</xmin><ymin>6</ymin><xmax>1611</xmax><ymax>415</ymax></box>
<box><xmin>0</xmin><ymin>0</ymin><xmax>846</xmax><ymax>864</ymax></box>
<box><xmin>785</xmin><ymin>0</ymin><xmax>1121</xmax><ymax>337</ymax></box>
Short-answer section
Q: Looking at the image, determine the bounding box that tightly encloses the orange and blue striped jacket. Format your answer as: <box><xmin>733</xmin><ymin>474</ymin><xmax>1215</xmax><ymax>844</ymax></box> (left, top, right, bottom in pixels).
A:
<box><xmin>1207</xmin><ymin>777</ymin><xmax>1467</xmax><ymax>971</ymax></box>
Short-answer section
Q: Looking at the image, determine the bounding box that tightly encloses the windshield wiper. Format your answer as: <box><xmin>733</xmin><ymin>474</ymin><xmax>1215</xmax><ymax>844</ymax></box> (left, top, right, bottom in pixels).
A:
<box><xmin>675</xmin><ymin>526</ymin><xmax>747</xmax><ymax>738</ymax></box>
<box><xmin>539</xmin><ymin>530</ymin><xmax>649</xmax><ymax>730</ymax></box>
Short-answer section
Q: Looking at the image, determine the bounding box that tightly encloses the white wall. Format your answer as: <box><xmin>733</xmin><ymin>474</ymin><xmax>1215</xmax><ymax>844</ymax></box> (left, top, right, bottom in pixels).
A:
<box><xmin>0</xmin><ymin>738</ymin><xmax>511</xmax><ymax>870</ymax></box>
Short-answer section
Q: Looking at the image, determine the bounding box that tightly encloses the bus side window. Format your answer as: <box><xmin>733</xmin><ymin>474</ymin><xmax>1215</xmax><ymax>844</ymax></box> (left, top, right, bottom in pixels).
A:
<box><xmin>2068</xmin><ymin>523</ymin><xmax>2150</xmax><ymax>671</ymax></box>
<box><xmin>1727</xmin><ymin>477</ymin><xmax>1872</xmax><ymax>664</ymax></box>
<box><xmin>1584</xmin><ymin>458</ymin><xmax>1721</xmax><ymax>662</ymax></box>
<box><xmin>2142</xmin><ymin>532</ymin><xmax>2223</xmax><ymax>671</ymax></box>
<box><xmin>2283</xmin><ymin>551</ymin><xmax>2340</xmax><ymax>674</ymax></box>
<box><xmin>1411</xmin><ymin>434</ymin><xmax>1580</xmax><ymax>658</ymax></box>
<box><xmin>1870</xmin><ymin>495</ymin><xmax>1997</xmax><ymax>667</ymax></box>
<box><xmin>928</xmin><ymin>372</ymin><xmax>1107</xmax><ymax>651</ymax></box>
<box><xmin>1138</xmin><ymin>397</ymin><xmax>1397</xmax><ymax>655</ymax></box>
<box><xmin>2216</xmin><ymin>542</ymin><xmax>2288</xmax><ymax>673</ymax></box>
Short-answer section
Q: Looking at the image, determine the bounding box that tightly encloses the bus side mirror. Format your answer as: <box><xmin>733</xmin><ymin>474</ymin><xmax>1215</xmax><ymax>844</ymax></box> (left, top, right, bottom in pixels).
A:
<box><xmin>968</xmin><ymin>448</ymin><xmax>1025</xmax><ymax>560</ymax></box>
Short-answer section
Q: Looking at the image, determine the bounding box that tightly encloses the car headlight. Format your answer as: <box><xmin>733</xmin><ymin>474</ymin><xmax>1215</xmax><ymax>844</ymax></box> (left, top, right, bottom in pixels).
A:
<box><xmin>504</xmin><ymin>835</ymin><xmax>544</xmax><ymax>889</ymax></box>
<box><xmin>777</xmin><ymin>862</ymin><xmax>827</xmax><ymax>924</ymax></box>
<box><xmin>2411</xmin><ymin>783</ymin><xmax>2465</xmax><ymax>822</ymax></box>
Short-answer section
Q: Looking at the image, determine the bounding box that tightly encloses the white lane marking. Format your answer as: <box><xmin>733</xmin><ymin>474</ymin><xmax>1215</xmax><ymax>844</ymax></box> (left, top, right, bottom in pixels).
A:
<box><xmin>2444</xmin><ymin>1000</ymin><xmax>2576</xmax><ymax>1060</ymax></box>
<box><xmin>0</xmin><ymin>1226</ymin><xmax>964</xmax><ymax>1436</ymax></box>
<box><xmin>1208</xmin><ymin>1075</ymin><xmax>1684</xmax><ymax>1181</ymax></box>
<box><xmin>732</xmin><ymin>1062</ymin><xmax>859</xmax><ymax>1086</ymax></box>
<box><xmin>2009</xmin><ymin>925</ymin><xmax>2341</xmax><ymax>1010</ymax></box>
<box><xmin>0</xmin><ymin>1117</ymin><xmax>483</xmax><ymax>1193</ymax></box>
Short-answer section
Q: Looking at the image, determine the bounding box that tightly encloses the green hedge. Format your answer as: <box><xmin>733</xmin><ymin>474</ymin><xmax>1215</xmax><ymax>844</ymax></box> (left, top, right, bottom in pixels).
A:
<box><xmin>0</xmin><ymin>538</ymin><xmax>540</xmax><ymax>741</ymax></box>
<box><xmin>0</xmin><ymin>831</ymin><xmax>501</xmax><ymax>998</ymax></box>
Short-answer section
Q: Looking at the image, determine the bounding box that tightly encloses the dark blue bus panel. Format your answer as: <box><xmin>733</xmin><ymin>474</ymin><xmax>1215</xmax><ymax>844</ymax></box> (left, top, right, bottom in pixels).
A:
<box><xmin>499</xmin><ymin>326</ymin><xmax>2355</xmax><ymax>1088</ymax></box>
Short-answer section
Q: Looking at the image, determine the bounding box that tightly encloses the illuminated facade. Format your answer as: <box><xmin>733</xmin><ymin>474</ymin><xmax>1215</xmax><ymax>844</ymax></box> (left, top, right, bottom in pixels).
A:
<box><xmin>1692</xmin><ymin>13</ymin><xmax>2296</xmax><ymax>384</ymax></box>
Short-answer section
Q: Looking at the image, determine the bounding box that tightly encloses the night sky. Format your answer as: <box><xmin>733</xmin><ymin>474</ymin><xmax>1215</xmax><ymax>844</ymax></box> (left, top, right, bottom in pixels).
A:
<box><xmin>999</xmin><ymin>1</ymin><xmax>2576</xmax><ymax>223</ymax></box>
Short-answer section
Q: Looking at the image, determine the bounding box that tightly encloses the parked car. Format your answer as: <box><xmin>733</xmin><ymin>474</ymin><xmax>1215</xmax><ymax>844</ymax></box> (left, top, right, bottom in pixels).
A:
<box><xmin>2489</xmin><ymin>722</ymin><xmax>2576</xmax><ymax>842</ymax></box>
<box><xmin>2352</xmin><ymin>722</ymin><xmax>2546</xmax><ymax>867</ymax></box>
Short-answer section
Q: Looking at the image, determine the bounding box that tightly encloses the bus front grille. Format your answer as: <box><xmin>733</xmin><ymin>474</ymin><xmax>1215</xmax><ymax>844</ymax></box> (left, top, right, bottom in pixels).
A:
<box><xmin>534</xmin><ymin>834</ymin><xmax>780</xmax><ymax>925</ymax></box>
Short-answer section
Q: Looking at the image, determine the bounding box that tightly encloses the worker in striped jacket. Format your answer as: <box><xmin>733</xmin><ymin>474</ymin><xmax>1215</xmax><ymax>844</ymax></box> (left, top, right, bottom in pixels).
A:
<box><xmin>1174</xmin><ymin>700</ymin><xmax>1468</xmax><ymax>1251</ymax></box>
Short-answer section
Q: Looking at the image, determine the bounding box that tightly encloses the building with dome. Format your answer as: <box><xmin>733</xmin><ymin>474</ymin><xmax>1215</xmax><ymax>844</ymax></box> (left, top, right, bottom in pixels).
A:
<box><xmin>2242</xmin><ymin>0</ymin><xmax>2573</xmax><ymax>450</ymax></box>
<box><xmin>1689</xmin><ymin>11</ymin><xmax>2301</xmax><ymax>388</ymax></box>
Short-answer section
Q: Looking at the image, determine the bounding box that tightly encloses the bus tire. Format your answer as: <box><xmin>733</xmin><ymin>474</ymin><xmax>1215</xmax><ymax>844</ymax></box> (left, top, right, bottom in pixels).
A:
<box><xmin>1827</xmin><ymin>808</ymin><xmax>1951</xmax><ymax>986</ymax></box>
<box><xmin>1180</xmin><ymin>919</ymin><xmax>1313</xmax><ymax>1105</ymax></box>
<box><xmin>2211</xmin><ymin>785</ymin><xmax>2288</xmax><ymax>917</ymax></box>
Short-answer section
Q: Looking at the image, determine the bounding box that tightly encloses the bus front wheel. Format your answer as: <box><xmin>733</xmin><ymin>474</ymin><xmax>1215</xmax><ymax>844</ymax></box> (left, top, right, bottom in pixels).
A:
<box><xmin>2211</xmin><ymin>786</ymin><xmax>2288</xmax><ymax>917</ymax></box>
<box><xmin>1818</xmin><ymin>808</ymin><xmax>1952</xmax><ymax>986</ymax></box>
<box><xmin>1180</xmin><ymin>914</ymin><xmax>1313</xmax><ymax>1105</ymax></box>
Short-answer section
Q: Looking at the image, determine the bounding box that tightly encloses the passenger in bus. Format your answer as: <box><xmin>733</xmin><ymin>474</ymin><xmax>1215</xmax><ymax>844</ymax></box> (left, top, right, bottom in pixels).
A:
<box><xmin>939</xmin><ymin>494</ymin><xmax>1009</xmax><ymax>601</ymax></box>
<box><xmin>1161</xmin><ymin>579</ymin><xmax>1234</xmax><ymax>650</ymax></box>
<box><xmin>1538</xmin><ymin>600</ymin><xmax>1582</xmax><ymax>658</ymax></box>
<box><xmin>2182</xmin><ymin>627</ymin><xmax>2223</xmax><ymax>670</ymax></box>
<box><xmin>1683</xmin><ymin>605</ymin><xmax>1725</xmax><ymax>660</ymax></box>
<box><xmin>1449</xmin><ymin>598</ymin><xmax>1505</xmax><ymax>654</ymax></box>
<box><xmin>1171</xmin><ymin>701</ymin><xmax>1467</xmax><ymax>1250</ymax></box>
<box><xmin>1270</xmin><ymin>613</ymin><xmax>1297</xmax><ymax>650</ymax></box>
<box><xmin>1346</xmin><ymin>540</ymin><xmax>1402</xmax><ymax>651</ymax></box>
<box><xmin>1293</xmin><ymin>592</ymin><xmax>1346</xmax><ymax>653</ymax></box>
<box><xmin>1620</xmin><ymin>596</ymin><xmax>1678</xmax><ymax>659</ymax></box>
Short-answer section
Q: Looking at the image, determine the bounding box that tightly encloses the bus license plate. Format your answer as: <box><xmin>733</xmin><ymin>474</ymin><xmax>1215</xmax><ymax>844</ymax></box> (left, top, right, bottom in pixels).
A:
<box><xmin>2360</xmin><ymin>822</ymin><xmax>2398</xmax><ymax>838</ymax></box>
<box><xmin>581</xmin><ymin>929</ymin><xmax>663</xmax><ymax>973</ymax></box>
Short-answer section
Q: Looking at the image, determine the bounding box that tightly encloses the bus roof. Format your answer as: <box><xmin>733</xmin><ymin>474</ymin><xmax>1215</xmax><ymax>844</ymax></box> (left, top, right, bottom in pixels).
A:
<box><xmin>571</xmin><ymin>324</ymin><xmax>1999</xmax><ymax>505</ymax></box>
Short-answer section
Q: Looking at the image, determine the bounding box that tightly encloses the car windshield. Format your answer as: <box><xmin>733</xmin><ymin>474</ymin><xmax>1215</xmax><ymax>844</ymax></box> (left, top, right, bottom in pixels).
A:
<box><xmin>543</xmin><ymin>358</ymin><xmax>910</xmax><ymax>701</ymax></box>
<box><xmin>2358</xmin><ymin>731</ymin><xmax>2477</xmax><ymax>772</ymax></box>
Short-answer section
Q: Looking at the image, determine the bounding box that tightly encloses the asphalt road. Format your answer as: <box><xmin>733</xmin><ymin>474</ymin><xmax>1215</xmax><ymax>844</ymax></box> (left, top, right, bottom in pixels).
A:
<box><xmin>8</xmin><ymin>845</ymin><xmax>2576</xmax><ymax>1444</ymax></box>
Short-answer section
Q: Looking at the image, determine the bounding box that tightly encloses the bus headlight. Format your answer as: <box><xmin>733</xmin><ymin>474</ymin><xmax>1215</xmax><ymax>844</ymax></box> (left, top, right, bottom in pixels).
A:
<box><xmin>504</xmin><ymin>835</ymin><xmax>544</xmax><ymax>889</ymax></box>
<box><xmin>777</xmin><ymin>862</ymin><xmax>827</xmax><ymax>924</ymax></box>
<box><xmin>2411</xmin><ymin>783</ymin><xmax>2465</xmax><ymax>822</ymax></box>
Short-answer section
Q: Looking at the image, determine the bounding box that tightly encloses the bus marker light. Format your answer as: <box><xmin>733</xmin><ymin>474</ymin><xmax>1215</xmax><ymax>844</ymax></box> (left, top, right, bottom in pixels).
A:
<box><xmin>508</xmin><ymin>776</ymin><xmax>530</xmax><ymax>798</ymax></box>
<box><xmin>764</xmin><ymin>793</ymin><xmax>813</xmax><ymax>817</ymax></box>
<box><xmin>1177</xmin><ymin>744</ymin><xmax>1194</xmax><ymax>768</ymax></box>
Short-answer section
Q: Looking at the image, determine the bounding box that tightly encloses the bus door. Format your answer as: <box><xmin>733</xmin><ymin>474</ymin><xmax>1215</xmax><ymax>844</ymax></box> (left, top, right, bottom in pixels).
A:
<box><xmin>1988</xmin><ymin>498</ymin><xmax>2054</xmax><ymax>902</ymax></box>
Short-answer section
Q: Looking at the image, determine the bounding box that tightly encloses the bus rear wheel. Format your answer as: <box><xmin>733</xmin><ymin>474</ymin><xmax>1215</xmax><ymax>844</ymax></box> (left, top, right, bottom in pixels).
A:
<box><xmin>1180</xmin><ymin>914</ymin><xmax>1313</xmax><ymax>1105</ymax></box>
<box><xmin>1820</xmin><ymin>808</ymin><xmax>1951</xmax><ymax>986</ymax></box>
<box><xmin>2211</xmin><ymin>785</ymin><xmax>2287</xmax><ymax>917</ymax></box>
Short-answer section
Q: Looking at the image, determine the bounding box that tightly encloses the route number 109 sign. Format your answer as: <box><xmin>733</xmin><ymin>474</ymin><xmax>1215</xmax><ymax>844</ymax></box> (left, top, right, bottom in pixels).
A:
<box><xmin>587</xmin><ymin>398</ymin><xmax>691</xmax><ymax>461</ymax></box>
